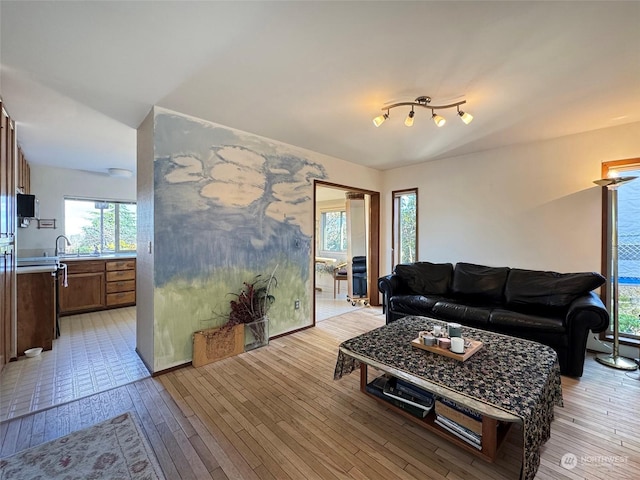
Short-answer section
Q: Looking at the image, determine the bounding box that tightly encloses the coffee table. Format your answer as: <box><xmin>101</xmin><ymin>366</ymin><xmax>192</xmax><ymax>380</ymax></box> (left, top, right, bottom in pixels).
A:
<box><xmin>334</xmin><ymin>316</ymin><xmax>563</xmax><ymax>480</ymax></box>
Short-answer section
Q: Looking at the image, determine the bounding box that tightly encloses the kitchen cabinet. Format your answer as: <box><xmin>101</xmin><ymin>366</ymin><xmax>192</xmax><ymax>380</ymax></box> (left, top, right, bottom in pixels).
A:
<box><xmin>1</xmin><ymin>100</ymin><xmax>17</xmax><ymax>369</ymax></box>
<box><xmin>1</xmin><ymin>245</ymin><xmax>16</xmax><ymax>367</ymax></box>
<box><xmin>59</xmin><ymin>258</ymin><xmax>136</xmax><ymax>315</ymax></box>
<box><xmin>17</xmin><ymin>271</ymin><xmax>56</xmax><ymax>354</ymax></box>
<box><xmin>16</xmin><ymin>147</ymin><xmax>30</xmax><ymax>194</ymax></box>
<box><xmin>1</xmin><ymin>101</ymin><xmax>16</xmax><ymax>241</ymax></box>
<box><xmin>106</xmin><ymin>259</ymin><xmax>136</xmax><ymax>307</ymax></box>
<box><xmin>59</xmin><ymin>260</ymin><xmax>105</xmax><ymax>314</ymax></box>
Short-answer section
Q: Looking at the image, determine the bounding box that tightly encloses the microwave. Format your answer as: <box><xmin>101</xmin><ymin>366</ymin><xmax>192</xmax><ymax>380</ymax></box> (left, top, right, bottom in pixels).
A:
<box><xmin>17</xmin><ymin>193</ymin><xmax>39</xmax><ymax>218</ymax></box>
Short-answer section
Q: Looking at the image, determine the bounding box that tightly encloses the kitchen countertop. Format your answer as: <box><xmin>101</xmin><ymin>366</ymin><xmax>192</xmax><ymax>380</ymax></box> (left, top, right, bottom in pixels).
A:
<box><xmin>58</xmin><ymin>253</ymin><xmax>136</xmax><ymax>261</ymax></box>
<box><xmin>17</xmin><ymin>265</ymin><xmax>58</xmax><ymax>275</ymax></box>
<box><xmin>16</xmin><ymin>254</ymin><xmax>136</xmax><ymax>273</ymax></box>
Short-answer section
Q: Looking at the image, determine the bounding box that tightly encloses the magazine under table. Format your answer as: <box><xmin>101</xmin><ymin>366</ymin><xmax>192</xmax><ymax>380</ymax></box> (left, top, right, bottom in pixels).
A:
<box><xmin>359</xmin><ymin>363</ymin><xmax>514</xmax><ymax>462</ymax></box>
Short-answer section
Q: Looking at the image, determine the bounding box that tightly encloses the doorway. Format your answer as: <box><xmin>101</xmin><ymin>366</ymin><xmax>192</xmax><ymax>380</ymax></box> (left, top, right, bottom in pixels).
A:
<box><xmin>313</xmin><ymin>181</ymin><xmax>380</xmax><ymax>323</ymax></box>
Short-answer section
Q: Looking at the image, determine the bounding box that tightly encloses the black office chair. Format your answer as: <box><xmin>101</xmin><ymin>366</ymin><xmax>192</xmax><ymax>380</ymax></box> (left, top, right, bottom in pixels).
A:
<box><xmin>352</xmin><ymin>256</ymin><xmax>367</xmax><ymax>297</ymax></box>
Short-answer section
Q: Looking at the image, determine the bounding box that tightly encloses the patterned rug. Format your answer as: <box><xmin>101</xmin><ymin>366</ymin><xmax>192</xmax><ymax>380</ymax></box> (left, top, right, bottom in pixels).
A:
<box><xmin>0</xmin><ymin>412</ymin><xmax>165</xmax><ymax>479</ymax></box>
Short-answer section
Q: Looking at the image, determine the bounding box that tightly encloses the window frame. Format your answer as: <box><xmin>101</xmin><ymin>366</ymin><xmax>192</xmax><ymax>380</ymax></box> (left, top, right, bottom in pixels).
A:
<box><xmin>64</xmin><ymin>196</ymin><xmax>137</xmax><ymax>255</ymax></box>
<box><xmin>391</xmin><ymin>188</ymin><xmax>418</xmax><ymax>268</ymax></box>
<box><xmin>319</xmin><ymin>207</ymin><xmax>347</xmax><ymax>254</ymax></box>
<box><xmin>600</xmin><ymin>158</ymin><xmax>640</xmax><ymax>347</ymax></box>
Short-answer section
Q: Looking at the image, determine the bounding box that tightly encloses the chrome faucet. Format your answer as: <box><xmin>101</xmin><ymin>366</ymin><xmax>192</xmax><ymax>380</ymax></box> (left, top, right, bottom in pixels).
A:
<box><xmin>55</xmin><ymin>235</ymin><xmax>71</xmax><ymax>256</ymax></box>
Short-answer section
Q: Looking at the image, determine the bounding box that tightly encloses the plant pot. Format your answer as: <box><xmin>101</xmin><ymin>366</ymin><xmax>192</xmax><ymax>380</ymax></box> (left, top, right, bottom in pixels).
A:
<box><xmin>192</xmin><ymin>323</ymin><xmax>245</xmax><ymax>367</ymax></box>
<box><xmin>245</xmin><ymin>317</ymin><xmax>269</xmax><ymax>351</ymax></box>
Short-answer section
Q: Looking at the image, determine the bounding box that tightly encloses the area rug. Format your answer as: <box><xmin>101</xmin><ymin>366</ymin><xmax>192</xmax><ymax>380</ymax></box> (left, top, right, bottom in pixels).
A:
<box><xmin>0</xmin><ymin>412</ymin><xmax>165</xmax><ymax>479</ymax></box>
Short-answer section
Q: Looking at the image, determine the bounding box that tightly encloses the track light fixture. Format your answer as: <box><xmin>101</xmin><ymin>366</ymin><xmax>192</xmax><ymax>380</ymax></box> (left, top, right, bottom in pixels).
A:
<box><xmin>431</xmin><ymin>110</ymin><xmax>446</xmax><ymax>127</ymax></box>
<box><xmin>457</xmin><ymin>105</ymin><xmax>473</xmax><ymax>125</ymax></box>
<box><xmin>373</xmin><ymin>111</ymin><xmax>389</xmax><ymax>127</ymax></box>
<box><xmin>405</xmin><ymin>108</ymin><xmax>415</xmax><ymax>127</ymax></box>
<box><xmin>373</xmin><ymin>95</ymin><xmax>473</xmax><ymax>128</ymax></box>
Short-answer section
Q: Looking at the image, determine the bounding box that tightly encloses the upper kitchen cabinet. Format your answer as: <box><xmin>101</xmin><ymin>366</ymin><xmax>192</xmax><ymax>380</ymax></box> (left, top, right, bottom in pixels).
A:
<box><xmin>1</xmin><ymin>101</ymin><xmax>17</xmax><ymax>241</ymax></box>
<box><xmin>17</xmin><ymin>147</ymin><xmax>31</xmax><ymax>194</ymax></box>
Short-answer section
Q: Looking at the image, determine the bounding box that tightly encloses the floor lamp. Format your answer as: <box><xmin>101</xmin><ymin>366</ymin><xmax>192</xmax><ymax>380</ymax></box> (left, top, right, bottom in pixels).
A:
<box><xmin>594</xmin><ymin>175</ymin><xmax>639</xmax><ymax>371</ymax></box>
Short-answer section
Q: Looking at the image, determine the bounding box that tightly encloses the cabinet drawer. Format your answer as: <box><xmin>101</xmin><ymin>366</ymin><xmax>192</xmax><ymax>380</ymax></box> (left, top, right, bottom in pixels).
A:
<box><xmin>106</xmin><ymin>270</ymin><xmax>135</xmax><ymax>282</ymax></box>
<box><xmin>106</xmin><ymin>279</ymin><xmax>135</xmax><ymax>293</ymax></box>
<box><xmin>66</xmin><ymin>260</ymin><xmax>105</xmax><ymax>274</ymax></box>
<box><xmin>106</xmin><ymin>260</ymin><xmax>135</xmax><ymax>271</ymax></box>
<box><xmin>106</xmin><ymin>291</ymin><xmax>136</xmax><ymax>306</ymax></box>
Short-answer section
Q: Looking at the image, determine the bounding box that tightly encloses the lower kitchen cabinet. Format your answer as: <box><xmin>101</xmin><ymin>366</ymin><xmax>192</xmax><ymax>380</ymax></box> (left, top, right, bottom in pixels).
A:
<box><xmin>59</xmin><ymin>260</ymin><xmax>105</xmax><ymax>315</ymax></box>
<box><xmin>17</xmin><ymin>271</ymin><xmax>56</xmax><ymax>354</ymax></box>
<box><xmin>59</xmin><ymin>258</ymin><xmax>135</xmax><ymax>316</ymax></box>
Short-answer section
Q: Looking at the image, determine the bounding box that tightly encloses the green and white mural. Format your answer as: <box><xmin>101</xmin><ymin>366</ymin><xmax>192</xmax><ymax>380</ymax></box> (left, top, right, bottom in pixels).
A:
<box><xmin>152</xmin><ymin>109</ymin><xmax>327</xmax><ymax>367</ymax></box>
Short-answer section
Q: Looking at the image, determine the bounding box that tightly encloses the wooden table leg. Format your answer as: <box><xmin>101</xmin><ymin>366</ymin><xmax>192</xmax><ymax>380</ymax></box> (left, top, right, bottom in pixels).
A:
<box><xmin>481</xmin><ymin>415</ymin><xmax>498</xmax><ymax>459</ymax></box>
<box><xmin>360</xmin><ymin>363</ymin><xmax>368</xmax><ymax>391</ymax></box>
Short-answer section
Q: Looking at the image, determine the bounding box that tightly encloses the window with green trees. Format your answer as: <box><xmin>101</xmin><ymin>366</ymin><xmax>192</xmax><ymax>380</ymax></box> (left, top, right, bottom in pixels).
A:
<box><xmin>393</xmin><ymin>189</ymin><xmax>417</xmax><ymax>266</ymax></box>
<box><xmin>321</xmin><ymin>210</ymin><xmax>347</xmax><ymax>252</ymax></box>
<box><xmin>64</xmin><ymin>198</ymin><xmax>136</xmax><ymax>254</ymax></box>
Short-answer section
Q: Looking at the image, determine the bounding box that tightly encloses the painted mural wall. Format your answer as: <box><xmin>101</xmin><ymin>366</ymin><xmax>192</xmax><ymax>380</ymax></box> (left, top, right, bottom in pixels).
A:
<box><xmin>148</xmin><ymin>108</ymin><xmax>383</xmax><ymax>370</ymax></box>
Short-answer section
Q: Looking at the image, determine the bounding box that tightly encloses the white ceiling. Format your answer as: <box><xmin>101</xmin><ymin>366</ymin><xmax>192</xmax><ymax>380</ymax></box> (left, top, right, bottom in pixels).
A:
<box><xmin>1</xmin><ymin>1</ymin><xmax>639</xmax><ymax>174</ymax></box>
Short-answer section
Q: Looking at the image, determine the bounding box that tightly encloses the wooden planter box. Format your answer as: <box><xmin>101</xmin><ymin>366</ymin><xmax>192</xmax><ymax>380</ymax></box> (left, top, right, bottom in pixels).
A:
<box><xmin>193</xmin><ymin>324</ymin><xmax>244</xmax><ymax>367</ymax></box>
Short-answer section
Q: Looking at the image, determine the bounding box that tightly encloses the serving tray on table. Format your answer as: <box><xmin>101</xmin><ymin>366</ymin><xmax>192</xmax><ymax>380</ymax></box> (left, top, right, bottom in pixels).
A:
<box><xmin>411</xmin><ymin>337</ymin><xmax>483</xmax><ymax>361</ymax></box>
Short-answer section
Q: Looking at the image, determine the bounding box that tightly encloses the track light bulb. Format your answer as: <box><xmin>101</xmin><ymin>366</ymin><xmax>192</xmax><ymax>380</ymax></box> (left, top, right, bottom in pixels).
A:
<box><xmin>373</xmin><ymin>112</ymin><xmax>389</xmax><ymax>127</ymax></box>
<box><xmin>432</xmin><ymin>112</ymin><xmax>446</xmax><ymax>127</ymax></box>
<box><xmin>405</xmin><ymin>110</ymin><xmax>415</xmax><ymax>127</ymax></box>
<box><xmin>458</xmin><ymin>110</ymin><xmax>473</xmax><ymax>124</ymax></box>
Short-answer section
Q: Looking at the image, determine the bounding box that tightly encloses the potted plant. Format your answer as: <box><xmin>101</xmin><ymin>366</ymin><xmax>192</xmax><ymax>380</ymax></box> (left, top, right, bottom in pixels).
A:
<box><xmin>226</xmin><ymin>267</ymin><xmax>277</xmax><ymax>351</ymax></box>
<box><xmin>192</xmin><ymin>267</ymin><xmax>277</xmax><ymax>366</ymax></box>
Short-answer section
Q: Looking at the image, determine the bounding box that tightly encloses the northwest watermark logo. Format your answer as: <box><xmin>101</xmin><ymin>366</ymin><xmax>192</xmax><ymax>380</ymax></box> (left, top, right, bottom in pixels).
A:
<box><xmin>561</xmin><ymin>453</ymin><xmax>628</xmax><ymax>470</ymax></box>
<box><xmin>560</xmin><ymin>453</ymin><xmax>578</xmax><ymax>470</ymax></box>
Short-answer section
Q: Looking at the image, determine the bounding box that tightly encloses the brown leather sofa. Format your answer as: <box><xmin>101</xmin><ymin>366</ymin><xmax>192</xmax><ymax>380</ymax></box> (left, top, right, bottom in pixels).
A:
<box><xmin>378</xmin><ymin>262</ymin><xmax>609</xmax><ymax>377</ymax></box>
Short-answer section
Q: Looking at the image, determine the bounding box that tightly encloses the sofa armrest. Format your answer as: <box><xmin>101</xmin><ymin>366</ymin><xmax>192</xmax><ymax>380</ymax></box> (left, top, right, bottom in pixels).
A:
<box><xmin>378</xmin><ymin>274</ymin><xmax>403</xmax><ymax>297</ymax></box>
<box><xmin>566</xmin><ymin>292</ymin><xmax>610</xmax><ymax>333</ymax></box>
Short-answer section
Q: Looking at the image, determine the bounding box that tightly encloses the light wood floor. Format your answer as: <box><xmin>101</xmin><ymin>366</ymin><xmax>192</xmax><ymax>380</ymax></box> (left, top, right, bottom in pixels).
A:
<box><xmin>1</xmin><ymin>309</ymin><xmax>639</xmax><ymax>479</ymax></box>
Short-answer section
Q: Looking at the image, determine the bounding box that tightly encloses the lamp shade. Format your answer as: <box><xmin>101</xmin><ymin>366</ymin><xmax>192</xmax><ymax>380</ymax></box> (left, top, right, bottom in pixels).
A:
<box><xmin>404</xmin><ymin>110</ymin><xmax>415</xmax><ymax>127</ymax></box>
<box><xmin>373</xmin><ymin>113</ymin><xmax>388</xmax><ymax>127</ymax></box>
<box><xmin>459</xmin><ymin>111</ymin><xmax>473</xmax><ymax>124</ymax></box>
<box><xmin>432</xmin><ymin>114</ymin><xmax>446</xmax><ymax>127</ymax></box>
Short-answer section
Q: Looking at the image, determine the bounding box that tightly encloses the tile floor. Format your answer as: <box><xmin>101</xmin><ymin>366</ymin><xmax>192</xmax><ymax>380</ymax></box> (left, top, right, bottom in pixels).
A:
<box><xmin>0</xmin><ymin>306</ymin><xmax>149</xmax><ymax>422</ymax></box>
<box><xmin>315</xmin><ymin>287</ymin><xmax>370</xmax><ymax>321</ymax></box>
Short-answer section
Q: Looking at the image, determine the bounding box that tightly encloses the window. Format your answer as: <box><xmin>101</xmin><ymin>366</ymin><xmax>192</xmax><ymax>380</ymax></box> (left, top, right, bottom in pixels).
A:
<box><xmin>392</xmin><ymin>189</ymin><xmax>417</xmax><ymax>267</ymax></box>
<box><xmin>321</xmin><ymin>210</ymin><xmax>347</xmax><ymax>252</ymax></box>
<box><xmin>64</xmin><ymin>198</ymin><xmax>136</xmax><ymax>254</ymax></box>
<box><xmin>601</xmin><ymin>159</ymin><xmax>640</xmax><ymax>342</ymax></box>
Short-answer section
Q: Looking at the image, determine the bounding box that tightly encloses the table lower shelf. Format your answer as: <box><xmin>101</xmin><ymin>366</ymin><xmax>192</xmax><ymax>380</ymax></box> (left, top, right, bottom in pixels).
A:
<box><xmin>359</xmin><ymin>364</ymin><xmax>513</xmax><ymax>462</ymax></box>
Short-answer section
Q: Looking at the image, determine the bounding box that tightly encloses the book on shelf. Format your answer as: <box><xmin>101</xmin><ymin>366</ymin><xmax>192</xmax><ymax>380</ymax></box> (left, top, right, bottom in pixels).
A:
<box><xmin>365</xmin><ymin>376</ymin><xmax>430</xmax><ymax>419</ymax></box>
<box><xmin>435</xmin><ymin>414</ymin><xmax>482</xmax><ymax>444</ymax></box>
<box><xmin>434</xmin><ymin>400</ymin><xmax>483</xmax><ymax>435</ymax></box>
<box><xmin>383</xmin><ymin>379</ymin><xmax>434</xmax><ymax>411</ymax></box>
<box><xmin>435</xmin><ymin>416</ymin><xmax>482</xmax><ymax>450</ymax></box>
<box><xmin>391</xmin><ymin>378</ymin><xmax>436</xmax><ymax>406</ymax></box>
<box><xmin>437</xmin><ymin>397</ymin><xmax>483</xmax><ymax>421</ymax></box>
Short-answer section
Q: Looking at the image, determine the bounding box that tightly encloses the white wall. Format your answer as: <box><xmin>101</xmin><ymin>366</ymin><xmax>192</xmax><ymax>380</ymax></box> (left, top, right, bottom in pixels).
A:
<box><xmin>17</xmin><ymin>165</ymin><xmax>136</xmax><ymax>257</ymax></box>
<box><xmin>381</xmin><ymin>121</ymin><xmax>640</xmax><ymax>359</ymax></box>
<box><xmin>135</xmin><ymin>110</ymin><xmax>154</xmax><ymax>372</ymax></box>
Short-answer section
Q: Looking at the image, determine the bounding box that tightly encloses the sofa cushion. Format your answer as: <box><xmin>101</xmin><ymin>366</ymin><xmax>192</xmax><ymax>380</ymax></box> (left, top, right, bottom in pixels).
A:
<box><xmin>431</xmin><ymin>300</ymin><xmax>491</xmax><ymax>327</ymax></box>
<box><xmin>394</xmin><ymin>262</ymin><xmax>453</xmax><ymax>296</ymax></box>
<box><xmin>451</xmin><ymin>263</ymin><xmax>509</xmax><ymax>302</ymax></box>
<box><xmin>490</xmin><ymin>308</ymin><xmax>565</xmax><ymax>333</ymax></box>
<box><xmin>505</xmin><ymin>269</ymin><xmax>605</xmax><ymax>308</ymax></box>
<box><xmin>389</xmin><ymin>294</ymin><xmax>443</xmax><ymax>316</ymax></box>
